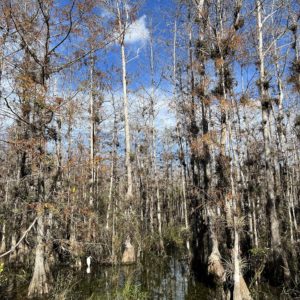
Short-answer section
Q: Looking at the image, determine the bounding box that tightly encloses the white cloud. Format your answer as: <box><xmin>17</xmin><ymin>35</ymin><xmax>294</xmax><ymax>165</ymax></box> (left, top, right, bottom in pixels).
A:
<box><xmin>125</xmin><ymin>15</ymin><xmax>150</xmax><ymax>44</ymax></box>
<box><xmin>155</xmin><ymin>92</ymin><xmax>176</xmax><ymax>131</ymax></box>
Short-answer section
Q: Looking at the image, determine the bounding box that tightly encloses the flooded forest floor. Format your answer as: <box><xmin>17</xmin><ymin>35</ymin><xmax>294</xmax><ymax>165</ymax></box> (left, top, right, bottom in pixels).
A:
<box><xmin>0</xmin><ymin>251</ymin><xmax>287</xmax><ymax>300</ymax></box>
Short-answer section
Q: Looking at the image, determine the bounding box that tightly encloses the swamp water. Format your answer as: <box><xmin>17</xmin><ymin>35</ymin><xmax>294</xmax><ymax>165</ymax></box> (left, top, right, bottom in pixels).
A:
<box><xmin>0</xmin><ymin>253</ymin><xmax>283</xmax><ymax>299</ymax></box>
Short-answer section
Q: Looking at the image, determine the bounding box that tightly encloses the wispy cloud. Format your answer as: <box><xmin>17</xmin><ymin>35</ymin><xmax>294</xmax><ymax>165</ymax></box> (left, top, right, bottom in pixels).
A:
<box><xmin>125</xmin><ymin>15</ymin><xmax>149</xmax><ymax>44</ymax></box>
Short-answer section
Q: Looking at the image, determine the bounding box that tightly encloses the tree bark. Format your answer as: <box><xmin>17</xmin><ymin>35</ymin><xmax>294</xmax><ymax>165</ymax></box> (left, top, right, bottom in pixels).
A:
<box><xmin>28</xmin><ymin>215</ymin><xmax>50</xmax><ymax>298</ymax></box>
<box><xmin>117</xmin><ymin>1</ymin><xmax>133</xmax><ymax>199</ymax></box>
<box><xmin>256</xmin><ymin>0</ymin><xmax>290</xmax><ymax>282</ymax></box>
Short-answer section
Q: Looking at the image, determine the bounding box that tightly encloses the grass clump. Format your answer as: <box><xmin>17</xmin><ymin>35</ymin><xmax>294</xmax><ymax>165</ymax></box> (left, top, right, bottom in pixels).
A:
<box><xmin>115</xmin><ymin>277</ymin><xmax>148</xmax><ymax>300</ymax></box>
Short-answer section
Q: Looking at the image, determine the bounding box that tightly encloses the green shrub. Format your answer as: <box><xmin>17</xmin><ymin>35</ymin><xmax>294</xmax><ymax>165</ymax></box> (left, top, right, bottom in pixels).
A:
<box><xmin>115</xmin><ymin>278</ymin><xmax>148</xmax><ymax>300</ymax></box>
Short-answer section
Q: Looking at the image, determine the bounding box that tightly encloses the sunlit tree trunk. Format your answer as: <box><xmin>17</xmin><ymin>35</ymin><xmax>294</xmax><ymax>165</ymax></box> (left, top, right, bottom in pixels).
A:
<box><xmin>116</xmin><ymin>0</ymin><xmax>135</xmax><ymax>264</ymax></box>
<box><xmin>256</xmin><ymin>0</ymin><xmax>290</xmax><ymax>281</ymax></box>
<box><xmin>28</xmin><ymin>214</ymin><xmax>50</xmax><ymax>297</ymax></box>
<box><xmin>89</xmin><ymin>54</ymin><xmax>95</xmax><ymax>207</ymax></box>
<box><xmin>117</xmin><ymin>1</ymin><xmax>133</xmax><ymax>200</ymax></box>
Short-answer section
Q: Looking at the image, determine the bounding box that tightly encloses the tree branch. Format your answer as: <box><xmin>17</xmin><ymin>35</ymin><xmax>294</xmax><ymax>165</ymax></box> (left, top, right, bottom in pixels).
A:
<box><xmin>49</xmin><ymin>0</ymin><xmax>76</xmax><ymax>55</ymax></box>
<box><xmin>0</xmin><ymin>217</ymin><xmax>39</xmax><ymax>259</ymax></box>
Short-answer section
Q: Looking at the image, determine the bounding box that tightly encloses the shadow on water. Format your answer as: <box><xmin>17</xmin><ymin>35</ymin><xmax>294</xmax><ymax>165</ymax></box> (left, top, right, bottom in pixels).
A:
<box><xmin>0</xmin><ymin>253</ymin><xmax>284</xmax><ymax>299</ymax></box>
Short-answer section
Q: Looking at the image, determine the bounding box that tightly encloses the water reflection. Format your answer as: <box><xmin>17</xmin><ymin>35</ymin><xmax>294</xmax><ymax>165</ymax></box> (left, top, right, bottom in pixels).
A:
<box><xmin>68</xmin><ymin>254</ymin><xmax>210</xmax><ymax>299</ymax></box>
<box><xmin>0</xmin><ymin>254</ymin><xmax>281</xmax><ymax>299</ymax></box>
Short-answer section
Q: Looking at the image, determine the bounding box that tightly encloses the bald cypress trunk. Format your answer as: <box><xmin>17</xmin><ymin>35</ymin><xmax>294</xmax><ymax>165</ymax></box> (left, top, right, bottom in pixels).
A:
<box><xmin>117</xmin><ymin>1</ymin><xmax>133</xmax><ymax>200</ymax></box>
<box><xmin>256</xmin><ymin>0</ymin><xmax>290</xmax><ymax>283</ymax></box>
<box><xmin>28</xmin><ymin>215</ymin><xmax>50</xmax><ymax>298</ymax></box>
<box><xmin>116</xmin><ymin>0</ymin><xmax>135</xmax><ymax>264</ymax></box>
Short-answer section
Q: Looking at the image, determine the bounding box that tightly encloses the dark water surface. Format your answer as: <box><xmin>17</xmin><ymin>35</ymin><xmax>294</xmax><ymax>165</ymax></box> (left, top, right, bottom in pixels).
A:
<box><xmin>67</xmin><ymin>256</ymin><xmax>210</xmax><ymax>300</ymax></box>
<box><xmin>0</xmin><ymin>254</ymin><xmax>284</xmax><ymax>299</ymax></box>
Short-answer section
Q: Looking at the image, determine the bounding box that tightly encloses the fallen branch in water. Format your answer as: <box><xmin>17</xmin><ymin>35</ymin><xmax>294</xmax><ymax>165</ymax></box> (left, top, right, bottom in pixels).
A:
<box><xmin>0</xmin><ymin>216</ymin><xmax>39</xmax><ymax>259</ymax></box>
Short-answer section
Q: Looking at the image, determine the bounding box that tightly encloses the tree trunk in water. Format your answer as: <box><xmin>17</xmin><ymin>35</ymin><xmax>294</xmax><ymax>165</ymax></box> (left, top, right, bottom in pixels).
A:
<box><xmin>28</xmin><ymin>215</ymin><xmax>51</xmax><ymax>298</ymax></box>
<box><xmin>207</xmin><ymin>208</ymin><xmax>225</xmax><ymax>285</ymax></box>
<box><xmin>117</xmin><ymin>1</ymin><xmax>135</xmax><ymax>263</ymax></box>
<box><xmin>121</xmin><ymin>236</ymin><xmax>136</xmax><ymax>264</ymax></box>
<box><xmin>233</xmin><ymin>217</ymin><xmax>252</xmax><ymax>300</ymax></box>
